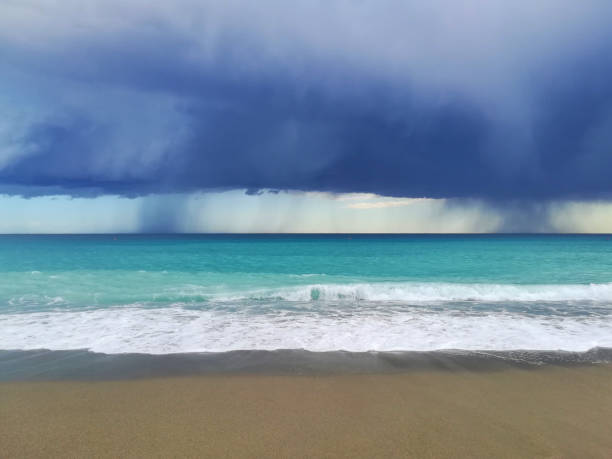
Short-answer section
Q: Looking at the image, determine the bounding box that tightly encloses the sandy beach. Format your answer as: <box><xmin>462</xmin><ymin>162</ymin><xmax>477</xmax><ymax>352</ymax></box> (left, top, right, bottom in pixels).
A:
<box><xmin>3</xmin><ymin>365</ymin><xmax>612</xmax><ymax>458</ymax></box>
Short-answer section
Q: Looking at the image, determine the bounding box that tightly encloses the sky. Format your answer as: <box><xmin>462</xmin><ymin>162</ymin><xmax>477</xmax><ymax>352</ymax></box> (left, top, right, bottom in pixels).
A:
<box><xmin>1</xmin><ymin>1</ymin><xmax>612</xmax><ymax>232</ymax></box>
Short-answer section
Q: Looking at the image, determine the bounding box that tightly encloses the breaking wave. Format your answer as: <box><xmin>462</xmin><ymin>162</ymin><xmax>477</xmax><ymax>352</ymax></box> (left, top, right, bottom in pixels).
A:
<box><xmin>214</xmin><ymin>282</ymin><xmax>612</xmax><ymax>303</ymax></box>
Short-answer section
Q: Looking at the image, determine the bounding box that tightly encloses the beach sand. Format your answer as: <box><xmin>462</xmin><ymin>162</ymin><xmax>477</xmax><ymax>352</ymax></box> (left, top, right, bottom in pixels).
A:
<box><xmin>2</xmin><ymin>365</ymin><xmax>612</xmax><ymax>458</ymax></box>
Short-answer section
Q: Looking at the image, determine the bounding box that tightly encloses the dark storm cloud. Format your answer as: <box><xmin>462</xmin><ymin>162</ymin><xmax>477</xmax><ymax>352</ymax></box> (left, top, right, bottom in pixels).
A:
<box><xmin>1</xmin><ymin>1</ymin><xmax>612</xmax><ymax>201</ymax></box>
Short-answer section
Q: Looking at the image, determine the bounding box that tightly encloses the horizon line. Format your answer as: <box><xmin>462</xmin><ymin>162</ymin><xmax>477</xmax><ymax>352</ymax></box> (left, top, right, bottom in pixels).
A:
<box><xmin>1</xmin><ymin>232</ymin><xmax>611</xmax><ymax>236</ymax></box>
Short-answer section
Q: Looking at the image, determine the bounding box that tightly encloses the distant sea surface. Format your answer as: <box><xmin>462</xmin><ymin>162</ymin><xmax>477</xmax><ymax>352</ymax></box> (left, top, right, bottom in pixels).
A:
<box><xmin>2</xmin><ymin>234</ymin><xmax>612</xmax><ymax>355</ymax></box>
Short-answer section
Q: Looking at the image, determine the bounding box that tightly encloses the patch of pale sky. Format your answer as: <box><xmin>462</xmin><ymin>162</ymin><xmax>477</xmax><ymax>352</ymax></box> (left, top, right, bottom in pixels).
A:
<box><xmin>0</xmin><ymin>192</ymin><xmax>611</xmax><ymax>233</ymax></box>
<box><xmin>347</xmin><ymin>199</ymin><xmax>431</xmax><ymax>209</ymax></box>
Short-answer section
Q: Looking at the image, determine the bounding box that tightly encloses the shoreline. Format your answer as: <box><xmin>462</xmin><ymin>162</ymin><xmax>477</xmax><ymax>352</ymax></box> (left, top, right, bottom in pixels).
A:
<box><xmin>2</xmin><ymin>347</ymin><xmax>612</xmax><ymax>381</ymax></box>
<box><xmin>3</xmin><ymin>365</ymin><xmax>612</xmax><ymax>457</ymax></box>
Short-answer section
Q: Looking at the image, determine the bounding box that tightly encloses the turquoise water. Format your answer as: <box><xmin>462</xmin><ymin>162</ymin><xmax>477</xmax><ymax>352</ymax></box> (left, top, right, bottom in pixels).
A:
<box><xmin>1</xmin><ymin>234</ymin><xmax>612</xmax><ymax>353</ymax></box>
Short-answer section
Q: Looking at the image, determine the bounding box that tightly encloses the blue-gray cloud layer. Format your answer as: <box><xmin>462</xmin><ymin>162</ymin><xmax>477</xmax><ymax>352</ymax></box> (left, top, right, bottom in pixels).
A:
<box><xmin>1</xmin><ymin>1</ymin><xmax>612</xmax><ymax>199</ymax></box>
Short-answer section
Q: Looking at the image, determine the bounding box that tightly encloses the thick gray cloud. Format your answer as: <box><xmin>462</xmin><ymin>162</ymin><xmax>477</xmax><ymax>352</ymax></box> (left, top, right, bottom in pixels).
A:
<box><xmin>1</xmin><ymin>0</ymin><xmax>612</xmax><ymax>200</ymax></box>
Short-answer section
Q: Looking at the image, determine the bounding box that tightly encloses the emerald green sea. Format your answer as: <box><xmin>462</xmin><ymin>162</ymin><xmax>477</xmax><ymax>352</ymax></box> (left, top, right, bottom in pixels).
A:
<box><xmin>1</xmin><ymin>234</ymin><xmax>612</xmax><ymax>354</ymax></box>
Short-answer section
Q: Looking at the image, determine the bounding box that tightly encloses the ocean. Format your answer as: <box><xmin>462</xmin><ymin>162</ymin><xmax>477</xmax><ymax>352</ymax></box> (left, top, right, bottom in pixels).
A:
<box><xmin>1</xmin><ymin>234</ymin><xmax>612</xmax><ymax>357</ymax></box>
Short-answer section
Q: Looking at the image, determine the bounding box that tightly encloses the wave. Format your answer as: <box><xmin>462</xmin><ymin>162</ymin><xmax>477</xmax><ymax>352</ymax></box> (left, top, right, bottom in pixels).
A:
<box><xmin>212</xmin><ymin>282</ymin><xmax>612</xmax><ymax>303</ymax></box>
<box><xmin>4</xmin><ymin>281</ymin><xmax>612</xmax><ymax>311</ymax></box>
<box><xmin>8</xmin><ymin>295</ymin><xmax>67</xmax><ymax>307</ymax></box>
<box><xmin>2</xmin><ymin>305</ymin><xmax>612</xmax><ymax>354</ymax></box>
<box><xmin>3</xmin><ymin>281</ymin><xmax>612</xmax><ymax>355</ymax></box>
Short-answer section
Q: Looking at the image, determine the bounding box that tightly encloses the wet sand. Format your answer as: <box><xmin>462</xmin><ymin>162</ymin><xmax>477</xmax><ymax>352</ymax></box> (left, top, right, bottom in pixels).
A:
<box><xmin>2</xmin><ymin>365</ymin><xmax>612</xmax><ymax>458</ymax></box>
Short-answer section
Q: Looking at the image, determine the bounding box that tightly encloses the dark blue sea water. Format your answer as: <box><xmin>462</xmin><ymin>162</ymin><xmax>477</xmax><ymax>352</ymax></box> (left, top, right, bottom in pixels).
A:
<box><xmin>1</xmin><ymin>234</ymin><xmax>612</xmax><ymax>353</ymax></box>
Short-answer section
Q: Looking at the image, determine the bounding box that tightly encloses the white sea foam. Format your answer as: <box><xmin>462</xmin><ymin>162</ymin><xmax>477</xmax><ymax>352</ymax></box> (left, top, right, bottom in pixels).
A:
<box><xmin>5</xmin><ymin>282</ymin><xmax>612</xmax><ymax>309</ymax></box>
<box><xmin>3</xmin><ymin>282</ymin><xmax>612</xmax><ymax>354</ymax></box>
<box><xmin>1</xmin><ymin>305</ymin><xmax>612</xmax><ymax>354</ymax></box>
<box><xmin>7</xmin><ymin>295</ymin><xmax>67</xmax><ymax>307</ymax></box>
<box><xmin>213</xmin><ymin>282</ymin><xmax>612</xmax><ymax>303</ymax></box>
